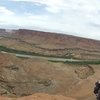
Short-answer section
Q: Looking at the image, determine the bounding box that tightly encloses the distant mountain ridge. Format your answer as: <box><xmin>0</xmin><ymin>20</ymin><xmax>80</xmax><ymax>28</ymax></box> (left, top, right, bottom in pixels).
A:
<box><xmin>0</xmin><ymin>29</ymin><xmax>100</xmax><ymax>60</ymax></box>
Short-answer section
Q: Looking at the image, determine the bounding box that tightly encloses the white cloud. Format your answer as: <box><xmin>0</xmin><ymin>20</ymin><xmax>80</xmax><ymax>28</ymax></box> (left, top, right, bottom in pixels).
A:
<box><xmin>0</xmin><ymin>6</ymin><xmax>14</xmax><ymax>15</ymax></box>
<box><xmin>10</xmin><ymin>0</ymin><xmax>100</xmax><ymax>14</ymax></box>
<box><xmin>10</xmin><ymin>0</ymin><xmax>66</xmax><ymax>13</ymax></box>
<box><xmin>25</xmin><ymin>13</ymin><xmax>49</xmax><ymax>21</ymax></box>
<box><xmin>0</xmin><ymin>12</ymin><xmax>49</xmax><ymax>29</ymax></box>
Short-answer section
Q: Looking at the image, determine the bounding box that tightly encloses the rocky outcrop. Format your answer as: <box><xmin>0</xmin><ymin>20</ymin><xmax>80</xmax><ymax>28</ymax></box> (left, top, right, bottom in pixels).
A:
<box><xmin>75</xmin><ymin>65</ymin><xmax>95</xmax><ymax>79</ymax></box>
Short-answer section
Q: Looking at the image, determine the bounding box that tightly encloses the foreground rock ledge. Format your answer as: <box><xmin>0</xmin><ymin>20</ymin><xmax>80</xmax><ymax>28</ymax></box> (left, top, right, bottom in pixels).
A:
<box><xmin>0</xmin><ymin>93</ymin><xmax>76</xmax><ymax>100</ymax></box>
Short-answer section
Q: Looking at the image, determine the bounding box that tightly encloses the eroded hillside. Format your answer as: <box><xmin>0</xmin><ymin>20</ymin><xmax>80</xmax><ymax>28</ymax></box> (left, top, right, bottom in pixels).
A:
<box><xmin>0</xmin><ymin>52</ymin><xmax>98</xmax><ymax>100</ymax></box>
<box><xmin>0</xmin><ymin>29</ymin><xmax>100</xmax><ymax>100</ymax></box>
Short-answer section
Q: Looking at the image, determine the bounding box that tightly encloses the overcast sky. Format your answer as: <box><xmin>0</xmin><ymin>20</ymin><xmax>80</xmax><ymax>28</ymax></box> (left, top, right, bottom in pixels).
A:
<box><xmin>0</xmin><ymin>0</ymin><xmax>100</xmax><ymax>40</ymax></box>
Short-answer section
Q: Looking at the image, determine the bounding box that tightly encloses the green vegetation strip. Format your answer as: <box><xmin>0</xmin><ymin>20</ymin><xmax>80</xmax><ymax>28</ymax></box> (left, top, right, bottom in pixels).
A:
<box><xmin>64</xmin><ymin>60</ymin><xmax>100</xmax><ymax>65</ymax></box>
<box><xmin>0</xmin><ymin>45</ymin><xmax>100</xmax><ymax>65</ymax></box>
<box><xmin>0</xmin><ymin>45</ymin><xmax>38</xmax><ymax>55</ymax></box>
<box><xmin>48</xmin><ymin>60</ymin><xmax>100</xmax><ymax>65</ymax></box>
<box><xmin>0</xmin><ymin>45</ymin><xmax>70</xmax><ymax>58</ymax></box>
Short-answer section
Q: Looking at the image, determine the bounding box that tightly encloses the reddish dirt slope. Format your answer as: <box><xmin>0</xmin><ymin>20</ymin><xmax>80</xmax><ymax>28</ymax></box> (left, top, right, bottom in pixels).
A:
<box><xmin>0</xmin><ymin>93</ymin><xmax>76</xmax><ymax>100</ymax></box>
